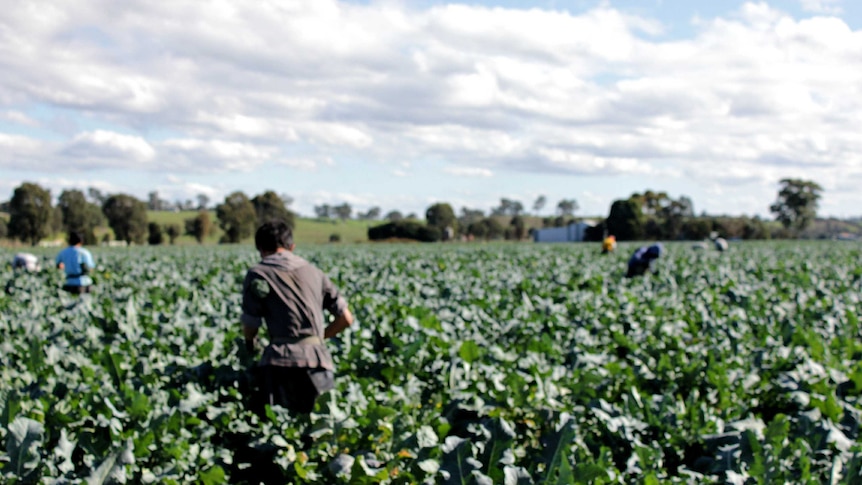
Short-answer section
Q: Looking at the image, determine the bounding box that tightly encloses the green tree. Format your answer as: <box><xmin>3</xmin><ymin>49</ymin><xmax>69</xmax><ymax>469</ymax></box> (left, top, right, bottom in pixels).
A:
<box><xmin>681</xmin><ymin>218</ymin><xmax>712</xmax><ymax>240</ymax></box>
<box><xmin>314</xmin><ymin>204</ymin><xmax>332</xmax><ymax>219</ymax></box>
<box><xmin>147</xmin><ymin>222</ymin><xmax>164</xmax><ymax>245</ymax></box>
<box><xmin>467</xmin><ymin>220</ymin><xmax>487</xmax><ymax>239</ymax></box>
<box><xmin>8</xmin><ymin>182</ymin><xmax>52</xmax><ymax>246</ymax></box>
<box><xmin>58</xmin><ymin>189</ymin><xmax>104</xmax><ymax>245</ymax></box>
<box><xmin>165</xmin><ymin>223</ymin><xmax>182</xmax><ymax>245</ymax></box>
<box><xmin>770</xmin><ymin>178</ymin><xmax>823</xmax><ymax>233</ymax></box>
<box><xmin>633</xmin><ymin>190</ymin><xmax>671</xmax><ymax>216</ymax></box>
<box><xmin>533</xmin><ymin>195</ymin><xmax>547</xmax><ymax>214</ymax></box>
<box><xmin>49</xmin><ymin>206</ymin><xmax>64</xmax><ymax>236</ymax></box>
<box><xmin>659</xmin><ymin>196</ymin><xmax>694</xmax><ymax>240</ymax></box>
<box><xmin>333</xmin><ymin>202</ymin><xmax>352</xmax><ymax>221</ymax></box>
<box><xmin>483</xmin><ymin>217</ymin><xmax>505</xmax><ymax>240</ymax></box>
<box><xmin>492</xmin><ymin>198</ymin><xmax>524</xmax><ymax>217</ymax></box>
<box><xmin>606</xmin><ymin>198</ymin><xmax>645</xmax><ymax>241</ymax></box>
<box><xmin>216</xmin><ymin>192</ymin><xmax>256</xmax><ymax>243</ymax></box>
<box><xmin>468</xmin><ymin>217</ymin><xmax>504</xmax><ymax>240</ymax></box>
<box><xmin>510</xmin><ymin>215</ymin><xmax>526</xmax><ymax>240</ymax></box>
<box><xmin>556</xmin><ymin>199</ymin><xmax>578</xmax><ymax>217</ymax></box>
<box><xmin>251</xmin><ymin>190</ymin><xmax>295</xmax><ymax>227</ymax></box>
<box><xmin>102</xmin><ymin>193</ymin><xmax>148</xmax><ymax>244</ymax></box>
<box><xmin>184</xmin><ymin>211</ymin><xmax>213</xmax><ymax>244</ymax></box>
<box><xmin>458</xmin><ymin>208</ymin><xmax>485</xmax><ymax>235</ymax></box>
<box><xmin>367</xmin><ymin>220</ymin><xmax>441</xmax><ymax>242</ymax></box>
<box><xmin>87</xmin><ymin>187</ymin><xmax>107</xmax><ymax>205</ymax></box>
<box><xmin>196</xmin><ymin>193</ymin><xmax>210</xmax><ymax>211</ymax></box>
<box><xmin>358</xmin><ymin>206</ymin><xmax>381</xmax><ymax>220</ymax></box>
<box><xmin>426</xmin><ymin>202</ymin><xmax>457</xmax><ymax>233</ymax></box>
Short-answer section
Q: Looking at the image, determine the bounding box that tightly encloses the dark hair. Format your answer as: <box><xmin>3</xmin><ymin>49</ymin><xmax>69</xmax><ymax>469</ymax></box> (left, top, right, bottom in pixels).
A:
<box><xmin>68</xmin><ymin>231</ymin><xmax>84</xmax><ymax>246</ymax></box>
<box><xmin>255</xmin><ymin>220</ymin><xmax>293</xmax><ymax>252</ymax></box>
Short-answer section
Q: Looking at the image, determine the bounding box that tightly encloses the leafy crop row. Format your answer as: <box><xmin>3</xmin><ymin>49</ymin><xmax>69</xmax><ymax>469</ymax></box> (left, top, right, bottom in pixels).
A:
<box><xmin>2</xmin><ymin>241</ymin><xmax>862</xmax><ymax>483</ymax></box>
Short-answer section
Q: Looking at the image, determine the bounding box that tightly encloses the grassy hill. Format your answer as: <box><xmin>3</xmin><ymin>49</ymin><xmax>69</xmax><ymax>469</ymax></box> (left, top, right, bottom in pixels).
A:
<box><xmin>146</xmin><ymin>211</ymin><xmax>373</xmax><ymax>245</ymax></box>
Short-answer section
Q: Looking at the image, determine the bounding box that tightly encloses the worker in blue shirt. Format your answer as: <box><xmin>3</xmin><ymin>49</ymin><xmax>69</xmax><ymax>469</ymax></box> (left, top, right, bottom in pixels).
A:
<box><xmin>626</xmin><ymin>243</ymin><xmax>663</xmax><ymax>278</ymax></box>
<box><xmin>55</xmin><ymin>231</ymin><xmax>95</xmax><ymax>294</ymax></box>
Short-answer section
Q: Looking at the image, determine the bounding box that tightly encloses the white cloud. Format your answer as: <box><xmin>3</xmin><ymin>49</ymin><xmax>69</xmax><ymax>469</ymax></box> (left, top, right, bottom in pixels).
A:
<box><xmin>298</xmin><ymin>122</ymin><xmax>373</xmax><ymax>148</ymax></box>
<box><xmin>2</xmin><ymin>111</ymin><xmax>39</xmax><ymax>127</ymax></box>
<box><xmin>0</xmin><ymin>133</ymin><xmax>43</xmax><ymax>159</ymax></box>
<box><xmin>194</xmin><ymin>112</ymin><xmax>290</xmax><ymax>139</ymax></box>
<box><xmin>62</xmin><ymin>130</ymin><xmax>156</xmax><ymax>163</ymax></box>
<box><xmin>276</xmin><ymin>157</ymin><xmax>335</xmax><ymax>171</ymax></box>
<box><xmin>1</xmin><ymin>1</ymin><xmax>862</xmax><ymax>216</ymax></box>
<box><xmin>160</xmin><ymin>138</ymin><xmax>276</xmax><ymax>172</ymax></box>
<box><xmin>443</xmin><ymin>166</ymin><xmax>493</xmax><ymax>177</ymax></box>
<box><xmin>536</xmin><ymin>148</ymin><xmax>651</xmax><ymax>175</ymax></box>
<box><xmin>154</xmin><ymin>177</ymin><xmax>221</xmax><ymax>205</ymax></box>
<box><xmin>799</xmin><ymin>0</ymin><xmax>843</xmax><ymax>14</ymax></box>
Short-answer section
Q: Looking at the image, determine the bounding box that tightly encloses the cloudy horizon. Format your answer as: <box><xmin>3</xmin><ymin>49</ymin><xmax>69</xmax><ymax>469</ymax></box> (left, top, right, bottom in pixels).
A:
<box><xmin>2</xmin><ymin>0</ymin><xmax>860</xmax><ymax>219</ymax></box>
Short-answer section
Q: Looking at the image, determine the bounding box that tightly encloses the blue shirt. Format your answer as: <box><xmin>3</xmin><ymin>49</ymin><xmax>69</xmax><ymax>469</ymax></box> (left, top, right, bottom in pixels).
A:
<box><xmin>55</xmin><ymin>246</ymin><xmax>95</xmax><ymax>287</ymax></box>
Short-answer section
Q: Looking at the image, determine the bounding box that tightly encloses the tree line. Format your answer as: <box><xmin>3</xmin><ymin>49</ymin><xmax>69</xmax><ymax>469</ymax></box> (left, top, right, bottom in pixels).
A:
<box><xmin>0</xmin><ymin>178</ymin><xmax>825</xmax><ymax>246</ymax></box>
<box><xmin>367</xmin><ymin>179</ymin><xmax>826</xmax><ymax>243</ymax></box>
<box><xmin>0</xmin><ymin>184</ymin><xmax>297</xmax><ymax>246</ymax></box>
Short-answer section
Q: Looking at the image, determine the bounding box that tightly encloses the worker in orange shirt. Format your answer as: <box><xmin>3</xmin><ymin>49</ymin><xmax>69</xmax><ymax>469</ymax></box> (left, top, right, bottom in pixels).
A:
<box><xmin>601</xmin><ymin>235</ymin><xmax>616</xmax><ymax>254</ymax></box>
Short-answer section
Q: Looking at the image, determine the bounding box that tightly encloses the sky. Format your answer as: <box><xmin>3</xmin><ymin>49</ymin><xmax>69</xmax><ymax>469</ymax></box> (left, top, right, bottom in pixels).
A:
<box><xmin>1</xmin><ymin>0</ymin><xmax>861</xmax><ymax>219</ymax></box>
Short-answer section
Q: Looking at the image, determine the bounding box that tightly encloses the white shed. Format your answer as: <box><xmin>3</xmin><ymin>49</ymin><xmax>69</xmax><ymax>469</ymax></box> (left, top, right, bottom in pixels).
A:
<box><xmin>533</xmin><ymin>222</ymin><xmax>591</xmax><ymax>243</ymax></box>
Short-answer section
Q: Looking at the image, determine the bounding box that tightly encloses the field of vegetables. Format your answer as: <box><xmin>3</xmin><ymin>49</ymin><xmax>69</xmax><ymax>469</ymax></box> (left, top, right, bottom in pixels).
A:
<box><xmin>2</xmin><ymin>241</ymin><xmax>862</xmax><ymax>484</ymax></box>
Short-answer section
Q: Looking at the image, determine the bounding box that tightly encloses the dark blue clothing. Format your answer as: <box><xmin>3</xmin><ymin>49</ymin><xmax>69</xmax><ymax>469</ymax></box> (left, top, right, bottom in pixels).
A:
<box><xmin>627</xmin><ymin>243</ymin><xmax>663</xmax><ymax>277</ymax></box>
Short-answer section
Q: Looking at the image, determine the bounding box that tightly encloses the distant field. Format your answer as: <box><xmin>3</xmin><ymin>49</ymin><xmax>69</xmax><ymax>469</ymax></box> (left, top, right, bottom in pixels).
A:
<box><xmin>146</xmin><ymin>211</ymin><xmax>373</xmax><ymax>245</ymax></box>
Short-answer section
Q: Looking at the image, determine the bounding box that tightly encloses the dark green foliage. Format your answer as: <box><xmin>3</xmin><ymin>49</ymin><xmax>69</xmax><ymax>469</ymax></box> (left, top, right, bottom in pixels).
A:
<box><xmin>58</xmin><ymin>189</ymin><xmax>103</xmax><ymax>245</ymax></box>
<box><xmin>333</xmin><ymin>202</ymin><xmax>352</xmax><ymax>221</ymax></box>
<box><xmin>368</xmin><ymin>220</ymin><xmax>441</xmax><ymax>242</ymax></box>
<box><xmin>584</xmin><ymin>221</ymin><xmax>606</xmax><ymax>242</ymax></box>
<box><xmin>49</xmin><ymin>206</ymin><xmax>64</xmax><ymax>236</ymax></box>
<box><xmin>251</xmin><ymin>190</ymin><xmax>295</xmax><ymax>228</ymax></box>
<box><xmin>681</xmin><ymin>217</ymin><xmax>713</xmax><ymax>240</ymax></box>
<box><xmin>216</xmin><ymin>192</ymin><xmax>256</xmax><ymax>243</ymax></box>
<box><xmin>147</xmin><ymin>222</ymin><xmax>164</xmax><ymax>245</ymax></box>
<box><xmin>509</xmin><ymin>215</ymin><xmax>526</xmax><ymax>240</ymax></box>
<box><xmin>467</xmin><ymin>217</ymin><xmax>504</xmax><ymax>240</ymax></box>
<box><xmin>8</xmin><ymin>182</ymin><xmax>52</xmax><ymax>246</ymax></box>
<box><xmin>426</xmin><ymin>203</ymin><xmax>457</xmax><ymax>233</ymax></box>
<box><xmin>556</xmin><ymin>198</ymin><xmax>578</xmax><ymax>217</ymax></box>
<box><xmin>606</xmin><ymin>198</ymin><xmax>644</xmax><ymax>241</ymax></box>
<box><xmin>770</xmin><ymin>178</ymin><xmax>823</xmax><ymax>232</ymax></box>
<box><xmin>102</xmin><ymin>193</ymin><xmax>148</xmax><ymax>244</ymax></box>
<box><xmin>384</xmin><ymin>210</ymin><xmax>403</xmax><ymax>222</ymax></box>
<box><xmin>164</xmin><ymin>224</ymin><xmax>181</xmax><ymax>245</ymax></box>
<box><xmin>184</xmin><ymin>211</ymin><xmax>212</xmax><ymax>244</ymax></box>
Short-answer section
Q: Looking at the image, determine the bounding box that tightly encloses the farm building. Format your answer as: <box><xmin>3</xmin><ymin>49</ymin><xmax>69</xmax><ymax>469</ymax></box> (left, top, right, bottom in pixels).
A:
<box><xmin>532</xmin><ymin>221</ymin><xmax>592</xmax><ymax>242</ymax></box>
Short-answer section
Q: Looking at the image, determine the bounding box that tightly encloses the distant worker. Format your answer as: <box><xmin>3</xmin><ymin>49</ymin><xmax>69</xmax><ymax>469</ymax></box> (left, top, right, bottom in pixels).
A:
<box><xmin>601</xmin><ymin>235</ymin><xmax>617</xmax><ymax>254</ymax></box>
<box><xmin>714</xmin><ymin>237</ymin><xmax>728</xmax><ymax>252</ymax></box>
<box><xmin>626</xmin><ymin>243</ymin><xmax>663</xmax><ymax>278</ymax></box>
<box><xmin>12</xmin><ymin>252</ymin><xmax>40</xmax><ymax>272</ymax></box>
<box><xmin>55</xmin><ymin>231</ymin><xmax>95</xmax><ymax>294</ymax></box>
<box><xmin>240</xmin><ymin>220</ymin><xmax>354</xmax><ymax>414</ymax></box>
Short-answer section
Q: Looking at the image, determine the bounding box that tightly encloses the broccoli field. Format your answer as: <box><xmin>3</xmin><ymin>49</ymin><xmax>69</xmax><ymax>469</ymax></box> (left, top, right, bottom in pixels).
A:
<box><xmin>2</xmin><ymin>241</ymin><xmax>862</xmax><ymax>483</ymax></box>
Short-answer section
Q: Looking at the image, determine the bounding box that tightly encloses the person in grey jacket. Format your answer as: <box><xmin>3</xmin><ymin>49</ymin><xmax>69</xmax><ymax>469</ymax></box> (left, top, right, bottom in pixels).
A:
<box><xmin>240</xmin><ymin>220</ymin><xmax>354</xmax><ymax>413</ymax></box>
